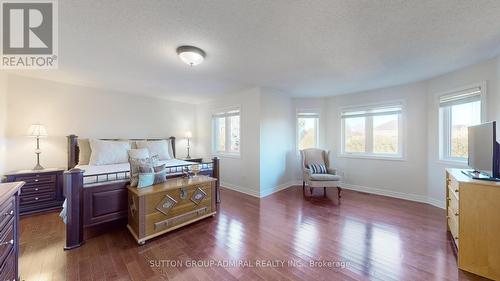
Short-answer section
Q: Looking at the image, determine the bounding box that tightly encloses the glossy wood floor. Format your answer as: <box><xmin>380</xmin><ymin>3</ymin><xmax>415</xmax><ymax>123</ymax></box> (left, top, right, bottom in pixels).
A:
<box><xmin>19</xmin><ymin>186</ymin><xmax>488</xmax><ymax>281</ymax></box>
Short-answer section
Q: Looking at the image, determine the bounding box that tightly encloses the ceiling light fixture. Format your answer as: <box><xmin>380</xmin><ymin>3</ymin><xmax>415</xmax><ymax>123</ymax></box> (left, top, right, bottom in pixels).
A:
<box><xmin>176</xmin><ymin>45</ymin><xmax>206</xmax><ymax>66</ymax></box>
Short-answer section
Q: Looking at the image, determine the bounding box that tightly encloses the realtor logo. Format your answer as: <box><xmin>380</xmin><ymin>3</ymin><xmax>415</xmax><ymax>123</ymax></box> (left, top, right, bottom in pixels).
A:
<box><xmin>1</xmin><ymin>0</ymin><xmax>58</xmax><ymax>69</ymax></box>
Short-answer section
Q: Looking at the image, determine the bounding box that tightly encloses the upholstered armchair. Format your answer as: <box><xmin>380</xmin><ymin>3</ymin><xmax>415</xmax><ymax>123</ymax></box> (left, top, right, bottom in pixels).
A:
<box><xmin>300</xmin><ymin>148</ymin><xmax>342</xmax><ymax>198</ymax></box>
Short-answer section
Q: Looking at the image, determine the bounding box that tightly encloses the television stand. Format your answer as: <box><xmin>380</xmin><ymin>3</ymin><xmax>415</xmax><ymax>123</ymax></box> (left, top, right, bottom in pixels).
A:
<box><xmin>461</xmin><ymin>169</ymin><xmax>500</xmax><ymax>182</ymax></box>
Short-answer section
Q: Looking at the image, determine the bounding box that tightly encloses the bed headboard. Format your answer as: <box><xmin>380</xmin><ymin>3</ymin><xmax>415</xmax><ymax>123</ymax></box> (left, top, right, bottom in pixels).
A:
<box><xmin>67</xmin><ymin>135</ymin><xmax>176</xmax><ymax>169</ymax></box>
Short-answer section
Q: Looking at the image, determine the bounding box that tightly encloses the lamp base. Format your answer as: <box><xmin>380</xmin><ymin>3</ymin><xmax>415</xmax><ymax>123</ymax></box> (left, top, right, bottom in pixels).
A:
<box><xmin>33</xmin><ymin>163</ymin><xmax>44</xmax><ymax>171</ymax></box>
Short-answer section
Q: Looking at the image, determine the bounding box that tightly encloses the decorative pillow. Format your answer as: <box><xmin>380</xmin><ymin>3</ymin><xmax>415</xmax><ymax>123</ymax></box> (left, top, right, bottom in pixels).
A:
<box><xmin>308</xmin><ymin>163</ymin><xmax>328</xmax><ymax>174</ymax></box>
<box><xmin>136</xmin><ymin>165</ymin><xmax>167</xmax><ymax>188</ymax></box>
<box><xmin>77</xmin><ymin>139</ymin><xmax>91</xmax><ymax>165</ymax></box>
<box><xmin>135</xmin><ymin>140</ymin><xmax>172</xmax><ymax>160</ymax></box>
<box><xmin>129</xmin><ymin>155</ymin><xmax>160</xmax><ymax>187</ymax></box>
<box><xmin>153</xmin><ymin>166</ymin><xmax>167</xmax><ymax>185</ymax></box>
<box><xmin>128</xmin><ymin>148</ymin><xmax>150</xmax><ymax>159</ymax></box>
<box><xmin>137</xmin><ymin>173</ymin><xmax>155</xmax><ymax>188</ymax></box>
<box><xmin>89</xmin><ymin>139</ymin><xmax>131</xmax><ymax>165</ymax></box>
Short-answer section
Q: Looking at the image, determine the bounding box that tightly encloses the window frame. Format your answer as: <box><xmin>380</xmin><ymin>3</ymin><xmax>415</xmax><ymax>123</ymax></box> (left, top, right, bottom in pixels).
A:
<box><xmin>212</xmin><ymin>106</ymin><xmax>241</xmax><ymax>158</ymax></box>
<box><xmin>438</xmin><ymin>82</ymin><xmax>486</xmax><ymax>164</ymax></box>
<box><xmin>339</xmin><ymin>101</ymin><xmax>405</xmax><ymax>160</ymax></box>
<box><xmin>296</xmin><ymin>110</ymin><xmax>320</xmax><ymax>152</ymax></box>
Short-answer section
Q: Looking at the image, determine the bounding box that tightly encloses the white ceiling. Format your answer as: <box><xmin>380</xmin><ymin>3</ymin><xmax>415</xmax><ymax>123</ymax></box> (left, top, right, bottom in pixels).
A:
<box><xmin>11</xmin><ymin>0</ymin><xmax>500</xmax><ymax>103</ymax></box>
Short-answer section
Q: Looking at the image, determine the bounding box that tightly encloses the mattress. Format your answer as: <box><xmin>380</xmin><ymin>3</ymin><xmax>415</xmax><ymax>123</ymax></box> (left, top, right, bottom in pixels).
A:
<box><xmin>76</xmin><ymin>159</ymin><xmax>198</xmax><ymax>185</ymax></box>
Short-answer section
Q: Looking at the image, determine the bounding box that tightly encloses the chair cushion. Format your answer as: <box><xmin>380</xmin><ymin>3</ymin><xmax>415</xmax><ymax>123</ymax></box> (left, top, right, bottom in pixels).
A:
<box><xmin>310</xmin><ymin>174</ymin><xmax>341</xmax><ymax>181</ymax></box>
<box><xmin>307</xmin><ymin>163</ymin><xmax>327</xmax><ymax>174</ymax></box>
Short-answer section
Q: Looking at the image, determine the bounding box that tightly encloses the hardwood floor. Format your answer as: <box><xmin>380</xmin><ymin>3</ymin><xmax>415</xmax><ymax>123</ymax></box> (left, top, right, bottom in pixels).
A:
<box><xmin>19</xmin><ymin>186</ymin><xmax>488</xmax><ymax>281</ymax></box>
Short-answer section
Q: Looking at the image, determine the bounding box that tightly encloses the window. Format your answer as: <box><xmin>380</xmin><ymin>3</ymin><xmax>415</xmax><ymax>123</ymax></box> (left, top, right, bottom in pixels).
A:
<box><xmin>439</xmin><ymin>86</ymin><xmax>483</xmax><ymax>162</ymax></box>
<box><xmin>297</xmin><ymin>112</ymin><xmax>319</xmax><ymax>150</ymax></box>
<box><xmin>341</xmin><ymin>103</ymin><xmax>403</xmax><ymax>158</ymax></box>
<box><xmin>213</xmin><ymin>108</ymin><xmax>240</xmax><ymax>155</ymax></box>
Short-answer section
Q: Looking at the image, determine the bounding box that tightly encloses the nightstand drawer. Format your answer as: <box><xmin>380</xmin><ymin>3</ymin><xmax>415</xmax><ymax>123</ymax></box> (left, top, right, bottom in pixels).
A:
<box><xmin>15</xmin><ymin>174</ymin><xmax>56</xmax><ymax>186</ymax></box>
<box><xmin>20</xmin><ymin>192</ymin><xmax>55</xmax><ymax>205</ymax></box>
<box><xmin>0</xmin><ymin>249</ymin><xmax>15</xmax><ymax>281</ymax></box>
<box><xmin>0</xmin><ymin>198</ymin><xmax>14</xmax><ymax>234</ymax></box>
<box><xmin>21</xmin><ymin>184</ymin><xmax>55</xmax><ymax>195</ymax></box>
<box><xmin>0</xmin><ymin>222</ymin><xmax>14</xmax><ymax>268</ymax></box>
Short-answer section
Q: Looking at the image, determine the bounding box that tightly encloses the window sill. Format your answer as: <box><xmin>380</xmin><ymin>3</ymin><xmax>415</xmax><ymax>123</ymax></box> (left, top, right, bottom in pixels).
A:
<box><xmin>338</xmin><ymin>154</ymin><xmax>406</xmax><ymax>161</ymax></box>
<box><xmin>437</xmin><ymin>159</ymin><xmax>468</xmax><ymax>167</ymax></box>
<box><xmin>213</xmin><ymin>153</ymin><xmax>241</xmax><ymax>159</ymax></box>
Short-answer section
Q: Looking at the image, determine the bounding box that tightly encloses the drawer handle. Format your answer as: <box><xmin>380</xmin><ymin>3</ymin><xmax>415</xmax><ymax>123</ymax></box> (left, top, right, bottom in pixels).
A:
<box><xmin>34</xmin><ymin>179</ymin><xmax>39</xmax><ymax>182</ymax></box>
<box><xmin>34</xmin><ymin>188</ymin><xmax>39</xmax><ymax>191</ymax></box>
<box><xmin>454</xmin><ymin>212</ymin><xmax>459</xmax><ymax>216</ymax></box>
<box><xmin>35</xmin><ymin>197</ymin><xmax>39</xmax><ymax>200</ymax></box>
<box><xmin>0</xmin><ymin>239</ymin><xmax>13</xmax><ymax>246</ymax></box>
<box><xmin>4</xmin><ymin>210</ymin><xmax>13</xmax><ymax>216</ymax></box>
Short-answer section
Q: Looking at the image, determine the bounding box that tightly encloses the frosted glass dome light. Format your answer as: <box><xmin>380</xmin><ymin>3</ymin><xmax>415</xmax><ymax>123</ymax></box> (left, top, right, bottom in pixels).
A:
<box><xmin>177</xmin><ymin>46</ymin><xmax>206</xmax><ymax>66</ymax></box>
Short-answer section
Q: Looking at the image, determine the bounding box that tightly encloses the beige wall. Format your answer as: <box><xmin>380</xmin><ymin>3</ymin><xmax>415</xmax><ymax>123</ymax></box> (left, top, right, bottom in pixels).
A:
<box><xmin>259</xmin><ymin>88</ymin><xmax>295</xmax><ymax>196</ymax></box>
<box><xmin>3</xmin><ymin>74</ymin><xmax>197</xmax><ymax>172</ymax></box>
<box><xmin>196</xmin><ymin>87</ymin><xmax>261</xmax><ymax>197</ymax></box>
<box><xmin>426</xmin><ymin>57</ymin><xmax>499</xmax><ymax>206</ymax></box>
<box><xmin>0</xmin><ymin>73</ymin><xmax>7</xmax><ymax>180</ymax></box>
<box><xmin>325</xmin><ymin>82</ymin><xmax>429</xmax><ymax>203</ymax></box>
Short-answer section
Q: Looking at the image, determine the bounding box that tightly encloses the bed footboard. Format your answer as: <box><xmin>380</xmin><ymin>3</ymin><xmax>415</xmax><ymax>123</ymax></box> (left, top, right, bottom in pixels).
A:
<box><xmin>63</xmin><ymin>157</ymin><xmax>220</xmax><ymax>250</ymax></box>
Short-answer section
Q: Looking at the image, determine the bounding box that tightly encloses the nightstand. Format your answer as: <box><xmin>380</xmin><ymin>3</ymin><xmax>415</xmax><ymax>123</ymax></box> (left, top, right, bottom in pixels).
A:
<box><xmin>180</xmin><ymin>157</ymin><xmax>203</xmax><ymax>163</ymax></box>
<box><xmin>3</xmin><ymin>168</ymin><xmax>64</xmax><ymax>215</ymax></box>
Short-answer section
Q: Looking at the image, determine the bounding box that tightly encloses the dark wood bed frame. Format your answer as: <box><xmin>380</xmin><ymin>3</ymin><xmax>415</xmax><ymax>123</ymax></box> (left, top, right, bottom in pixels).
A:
<box><xmin>63</xmin><ymin>135</ymin><xmax>220</xmax><ymax>250</ymax></box>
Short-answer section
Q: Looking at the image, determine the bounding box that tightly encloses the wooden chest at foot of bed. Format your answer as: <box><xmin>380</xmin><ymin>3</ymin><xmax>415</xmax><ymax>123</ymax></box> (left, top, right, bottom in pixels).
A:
<box><xmin>127</xmin><ymin>176</ymin><xmax>217</xmax><ymax>244</ymax></box>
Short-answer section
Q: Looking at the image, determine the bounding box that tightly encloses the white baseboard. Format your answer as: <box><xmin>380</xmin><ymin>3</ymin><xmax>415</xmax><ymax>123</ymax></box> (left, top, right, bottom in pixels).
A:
<box><xmin>220</xmin><ymin>181</ymin><xmax>260</xmax><ymax>198</ymax></box>
<box><xmin>427</xmin><ymin>197</ymin><xmax>446</xmax><ymax>209</ymax></box>
<box><xmin>260</xmin><ymin>181</ymin><xmax>296</xmax><ymax>197</ymax></box>
<box><xmin>221</xmin><ymin>181</ymin><xmax>296</xmax><ymax>198</ymax></box>
<box><xmin>221</xmin><ymin>181</ymin><xmax>445</xmax><ymax>209</ymax></box>
<box><xmin>340</xmin><ymin>183</ymin><xmax>445</xmax><ymax>209</ymax></box>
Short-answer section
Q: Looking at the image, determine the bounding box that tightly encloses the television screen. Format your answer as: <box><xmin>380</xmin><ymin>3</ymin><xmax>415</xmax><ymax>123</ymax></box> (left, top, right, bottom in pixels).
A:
<box><xmin>468</xmin><ymin>121</ymin><xmax>498</xmax><ymax>178</ymax></box>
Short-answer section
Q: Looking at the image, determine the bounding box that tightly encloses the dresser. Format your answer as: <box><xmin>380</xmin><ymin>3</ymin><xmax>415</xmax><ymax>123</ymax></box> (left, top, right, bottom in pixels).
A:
<box><xmin>4</xmin><ymin>169</ymin><xmax>64</xmax><ymax>215</ymax></box>
<box><xmin>446</xmin><ymin>168</ymin><xmax>500</xmax><ymax>280</ymax></box>
<box><xmin>127</xmin><ymin>176</ymin><xmax>217</xmax><ymax>245</ymax></box>
<box><xmin>0</xmin><ymin>182</ymin><xmax>22</xmax><ymax>281</ymax></box>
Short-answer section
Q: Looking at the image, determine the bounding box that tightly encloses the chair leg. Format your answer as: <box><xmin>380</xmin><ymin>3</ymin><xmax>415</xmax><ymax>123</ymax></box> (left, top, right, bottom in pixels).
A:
<box><xmin>323</xmin><ymin>187</ymin><xmax>326</xmax><ymax>197</ymax></box>
<box><xmin>337</xmin><ymin>187</ymin><xmax>342</xmax><ymax>199</ymax></box>
<box><xmin>309</xmin><ymin>187</ymin><xmax>313</xmax><ymax>195</ymax></box>
<box><xmin>302</xmin><ymin>182</ymin><xmax>305</xmax><ymax>197</ymax></box>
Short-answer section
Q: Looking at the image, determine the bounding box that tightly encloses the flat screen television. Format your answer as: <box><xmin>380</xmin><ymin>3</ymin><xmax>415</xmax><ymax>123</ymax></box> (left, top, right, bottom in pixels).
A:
<box><xmin>467</xmin><ymin>121</ymin><xmax>500</xmax><ymax>180</ymax></box>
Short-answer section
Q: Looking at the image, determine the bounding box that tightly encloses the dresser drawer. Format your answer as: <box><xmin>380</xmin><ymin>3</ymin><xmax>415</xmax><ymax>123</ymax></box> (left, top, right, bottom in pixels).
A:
<box><xmin>0</xmin><ymin>222</ymin><xmax>14</xmax><ymax>267</ymax></box>
<box><xmin>0</xmin><ymin>249</ymin><xmax>15</xmax><ymax>281</ymax></box>
<box><xmin>448</xmin><ymin>177</ymin><xmax>459</xmax><ymax>194</ymax></box>
<box><xmin>20</xmin><ymin>192</ymin><xmax>55</xmax><ymax>205</ymax></box>
<box><xmin>0</xmin><ymin>198</ymin><xmax>14</xmax><ymax>234</ymax></box>
<box><xmin>21</xmin><ymin>183</ymin><xmax>56</xmax><ymax>195</ymax></box>
<box><xmin>14</xmin><ymin>174</ymin><xmax>56</xmax><ymax>186</ymax></box>
<box><xmin>448</xmin><ymin>186</ymin><xmax>459</xmax><ymax>214</ymax></box>
<box><xmin>447</xmin><ymin>207</ymin><xmax>459</xmax><ymax>247</ymax></box>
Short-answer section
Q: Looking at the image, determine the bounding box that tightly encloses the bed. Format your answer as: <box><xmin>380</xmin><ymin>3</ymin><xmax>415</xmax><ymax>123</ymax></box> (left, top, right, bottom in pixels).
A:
<box><xmin>62</xmin><ymin>135</ymin><xmax>220</xmax><ymax>250</ymax></box>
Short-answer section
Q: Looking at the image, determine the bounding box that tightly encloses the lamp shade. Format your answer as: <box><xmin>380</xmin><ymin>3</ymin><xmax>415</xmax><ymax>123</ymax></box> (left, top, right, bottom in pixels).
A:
<box><xmin>185</xmin><ymin>131</ymin><xmax>193</xmax><ymax>139</ymax></box>
<box><xmin>27</xmin><ymin>124</ymin><xmax>48</xmax><ymax>137</ymax></box>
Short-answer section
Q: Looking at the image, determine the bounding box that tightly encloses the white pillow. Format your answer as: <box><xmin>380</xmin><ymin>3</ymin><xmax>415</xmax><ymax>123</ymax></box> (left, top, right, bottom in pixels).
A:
<box><xmin>128</xmin><ymin>148</ymin><xmax>150</xmax><ymax>159</ymax></box>
<box><xmin>135</xmin><ymin>140</ymin><xmax>172</xmax><ymax>160</ymax></box>
<box><xmin>89</xmin><ymin>139</ymin><xmax>131</xmax><ymax>165</ymax></box>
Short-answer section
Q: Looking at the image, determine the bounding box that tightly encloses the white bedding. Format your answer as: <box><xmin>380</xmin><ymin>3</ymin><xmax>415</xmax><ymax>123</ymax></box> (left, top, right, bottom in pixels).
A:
<box><xmin>76</xmin><ymin>159</ymin><xmax>198</xmax><ymax>185</ymax></box>
<box><xmin>76</xmin><ymin>159</ymin><xmax>195</xmax><ymax>175</ymax></box>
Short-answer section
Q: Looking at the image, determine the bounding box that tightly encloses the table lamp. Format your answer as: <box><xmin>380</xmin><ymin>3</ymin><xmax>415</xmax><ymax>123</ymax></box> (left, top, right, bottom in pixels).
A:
<box><xmin>27</xmin><ymin>124</ymin><xmax>48</xmax><ymax>170</ymax></box>
<box><xmin>185</xmin><ymin>131</ymin><xmax>192</xmax><ymax>159</ymax></box>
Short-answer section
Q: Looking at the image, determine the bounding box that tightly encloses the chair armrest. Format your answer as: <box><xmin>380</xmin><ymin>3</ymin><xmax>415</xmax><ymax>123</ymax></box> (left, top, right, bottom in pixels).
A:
<box><xmin>303</xmin><ymin>168</ymin><xmax>312</xmax><ymax>180</ymax></box>
<box><xmin>327</xmin><ymin>168</ymin><xmax>337</xmax><ymax>175</ymax></box>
